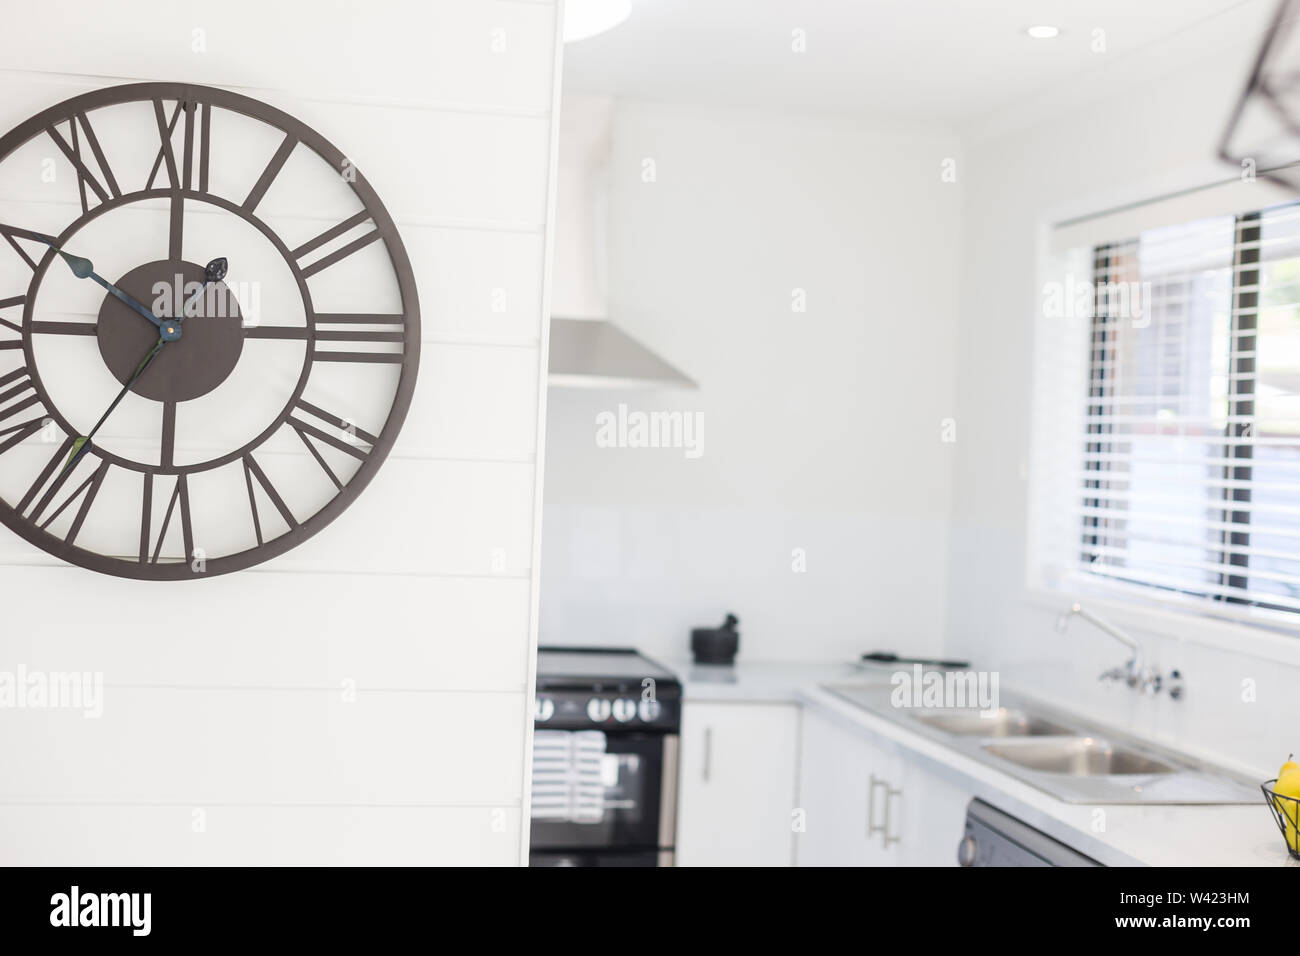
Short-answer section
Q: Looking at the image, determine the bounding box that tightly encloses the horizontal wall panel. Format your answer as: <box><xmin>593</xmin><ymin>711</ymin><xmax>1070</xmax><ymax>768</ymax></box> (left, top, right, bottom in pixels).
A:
<box><xmin>0</xmin><ymin>197</ymin><xmax>545</xmax><ymax>345</ymax></box>
<box><xmin>264</xmin><ymin>458</ymin><xmax>537</xmax><ymax>576</ymax></box>
<box><xmin>0</xmin><ymin>805</ymin><xmax>522</xmax><ymax>866</ymax></box>
<box><xmin>0</xmin><ymin>338</ymin><xmax>540</xmax><ymax>464</ymax></box>
<box><xmin>403</xmin><ymin>225</ymin><xmax>545</xmax><ymax>344</ymax></box>
<box><xmin>0</xmin><ymin>85</ymin><xmax>552</xmax><ymax>228</ymax></box>
<box><xmin>0</xmin><ymin>688</ymin><xmax>526</xmax><ymax>805</ymax></box>
<box><xmin>0</xmin><ymin>457</ymin><xmax>537</xmax><ymax>577</ymax></box>
<box><xmin>0</xmin><ymin>566</ymin><xmax>531</xmax><ymax>690</ymax></box>
<box><xmin>0</xmin><ymin>1</ymin><xmax>558</xmax><ymax>114</ymax></box>
<box><xmin>262</xmin><ymin>96</ymin><xmax>552</xmax><ymax>226</ymax></box>
<box><xmin>396</xmin><ymin>343</ymin><xmax>540</xmax><ymax>461</ymax></box>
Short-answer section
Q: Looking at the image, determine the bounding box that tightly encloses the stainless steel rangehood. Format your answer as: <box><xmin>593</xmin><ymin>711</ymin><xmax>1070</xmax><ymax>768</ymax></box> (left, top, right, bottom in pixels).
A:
<box><xmin>547</xmin><ymin>96</ymin><xmax>694</xmax><ymax>389</ymax></box>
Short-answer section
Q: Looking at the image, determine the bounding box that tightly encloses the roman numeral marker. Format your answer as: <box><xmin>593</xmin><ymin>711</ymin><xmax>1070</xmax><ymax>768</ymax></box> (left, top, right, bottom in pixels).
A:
<box><xmin>181</xmin><ymin>100</ymin><xmax>196</xmax><ymax>192</ymax></box>
<box><xmin>292</xmin><ymin>211</ymin><xmax>381</xmax><ymax>279</ymax></box>
<box><xmin>17</xmin><ymin>436</ymin><xmax>77</xmax><ymax>524</ymax></box>
<box><xmin>0</xmin><ymin>367</ymin><xmax>40</xmax><ymax>429</ymax></box>
<box><xmin>147</xmin><ymin>100</ymin><xmax>183</xmax><ymax>191</ymax></box>
<box><xmin>198</xmin><ymin>103</ymin><xmax>212</xmax><ymax>193</ymax></box>
<box><xmin>0</xmin><ymin>222</ymin><xmax>50</xmax><ymax>272</ymax></box>
<box><xmin>287</xmin><ymin>400</ymin><xmax>376</xmax><ymax>490</ymax></box>
<box><xmin>0</xmin><ymin>295</ymin><xmax>26</xmax><ymax>336</ymax></box>
<box><xmin>141</xmin><ymin>474</ymin><xmax>193</xmax><ymax>564</ymax></box>
<box><xmin>243</xmin><ymin>133</ymin><xmax>297</xmax><ymax>213</ymax></box>
<box><xmin>37</xmin><ymin>457</ymin><xmax>109</xmax><ymax>545</ymax></box>
<box><xmin>0</xmin><ymin>368</ymin><xmax>45</xmax><ymax>457</ymax></box>
<box><xmin>244</xmin><ymin>323</ymin><xmax>404</xmax><ymax>344</ymax></box>
<box><xmin>47</xmin><ymin>114</ymin><xmax>121</xmax><ymax>214</ymax></box>
<box><xmin>242</xmin><ymin>454</ymin><xmax>298</xmax><ymax>545</ymax></box>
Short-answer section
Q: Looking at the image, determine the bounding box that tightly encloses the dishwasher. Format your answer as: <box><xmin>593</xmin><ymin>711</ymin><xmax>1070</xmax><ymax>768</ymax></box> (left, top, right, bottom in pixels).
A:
<box><xmin>958</xmin><ymin>799</ymin><xmax>1102</xmax><ymax>866</ymax></box>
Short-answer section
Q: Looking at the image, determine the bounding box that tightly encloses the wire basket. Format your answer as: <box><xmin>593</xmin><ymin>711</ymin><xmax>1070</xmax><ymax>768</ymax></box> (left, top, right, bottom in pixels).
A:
<box><xmin>1219</xmin><ymin>0</ymin><xmax>1300</xmax><ymax>193</ymax></box>
<box><xmin>1261</xmin><ymin>779</ymin><xmax>1300</xmax><ymax>859</ymax></box>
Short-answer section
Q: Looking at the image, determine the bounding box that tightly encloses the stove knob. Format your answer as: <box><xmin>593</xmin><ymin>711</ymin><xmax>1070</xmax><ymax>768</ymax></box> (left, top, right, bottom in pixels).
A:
<box><xmin>586</xmin><ymin>698</ymin><xmax>612</xmax><ymax>722</ymax></box>
<box><xmin>612</xmin><ymin>698</ymin><xmax>637</xmax><ymax>722</ymax></box>
<box><xmin>534</xmin><ymin>697</ymin><xmax>555</xmax><ymax>722</ymax></box>
<box><xmin>638</xmin><ymin>698</ymin><xmax>662</xmax><ymax>722</ymax></box>
<box><xmin>957</xmin><ymin>833</ymin><xmax>978</xmax><ymax>867</ymax></box>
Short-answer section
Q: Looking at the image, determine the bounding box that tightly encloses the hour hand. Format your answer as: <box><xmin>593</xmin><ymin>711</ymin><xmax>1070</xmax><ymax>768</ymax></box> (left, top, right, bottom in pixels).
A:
<box><xmin>179</xmin><ymin>257</ymin><xmax>229</xmax><ymax>321</ymax></box>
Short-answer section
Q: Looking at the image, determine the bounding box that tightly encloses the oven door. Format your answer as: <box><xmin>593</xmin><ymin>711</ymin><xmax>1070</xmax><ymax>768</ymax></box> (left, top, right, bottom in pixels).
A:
<box><xmin>530</xmin><ymin>731</ymin><xmax>675</xmax><ymax>852</ymax></box>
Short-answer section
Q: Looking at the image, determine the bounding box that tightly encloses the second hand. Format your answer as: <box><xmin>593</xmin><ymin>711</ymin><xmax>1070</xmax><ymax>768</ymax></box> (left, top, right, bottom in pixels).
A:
<box><xmin>63</xmin><ymin>336</ymin><xmax>167</xmax><ymax>476</ymax></box>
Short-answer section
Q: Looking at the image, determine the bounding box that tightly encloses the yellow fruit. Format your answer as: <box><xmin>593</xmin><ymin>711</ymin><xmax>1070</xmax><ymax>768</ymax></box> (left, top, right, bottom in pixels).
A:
<box><xmin>1280</xmin><ymin>754</ymin><xmax>1300</xmax><ymax>777</ymax></box>
<box><xmin>1274</xmin><ymin>768</ymin><xmax>1300</xmax><ymax>799</ymax></box>
<box><xmin>1273</xmin><ymin>769</ymin><xmax>1300</xmax><ymax>854</ymax></box>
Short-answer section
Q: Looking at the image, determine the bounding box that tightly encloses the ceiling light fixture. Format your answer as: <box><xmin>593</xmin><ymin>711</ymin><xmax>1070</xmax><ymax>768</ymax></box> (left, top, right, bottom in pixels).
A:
<box><xmin>1026</xmin><ymin>25</ymin><xmax>1060</xmax><ymax>39</ymax></box>
<box><xmin>564</xmin><ymin>0</ymin><xmax>633</xmax><ymax>43</ymax></box>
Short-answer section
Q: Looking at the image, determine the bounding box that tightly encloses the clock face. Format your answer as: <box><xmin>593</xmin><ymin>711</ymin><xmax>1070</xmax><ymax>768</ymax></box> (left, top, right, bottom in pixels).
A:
<box><xmin>0</xmin><ymin>83</ymin><xmax>419</xmax><ymax>580</ymax></box>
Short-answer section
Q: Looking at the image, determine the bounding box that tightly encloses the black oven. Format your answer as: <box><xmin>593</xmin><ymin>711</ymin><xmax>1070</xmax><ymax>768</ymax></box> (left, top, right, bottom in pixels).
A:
<box><xmin>529</xmin><ymin>648</ymin><xmax>680</xmax><ymax>867</ymax></box>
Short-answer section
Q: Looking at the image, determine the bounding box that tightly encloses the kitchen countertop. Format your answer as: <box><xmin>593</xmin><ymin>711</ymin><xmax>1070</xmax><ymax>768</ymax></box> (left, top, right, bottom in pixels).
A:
<box><xmin>663</xmin><ymin>657</ymin><xmax>864</xmax><ymax>703</ymax></box>
<box><xmin>666</xmin><ymin>656</ymin><xmax>1292</xmax><ymax>867</ymax></box>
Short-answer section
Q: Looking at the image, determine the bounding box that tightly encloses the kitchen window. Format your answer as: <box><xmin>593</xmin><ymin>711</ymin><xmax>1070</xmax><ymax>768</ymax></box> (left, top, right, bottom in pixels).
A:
<box><xmin>1076</xmin><ymin>204</ymin><xmax>1300</xmax><ymax>618</ymax></box>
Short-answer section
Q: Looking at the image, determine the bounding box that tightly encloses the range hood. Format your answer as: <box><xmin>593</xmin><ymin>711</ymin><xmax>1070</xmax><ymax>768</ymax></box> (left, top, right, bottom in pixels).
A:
<box><xmin>547</xmin><ymin>96</ymin><xmax>695</xmax><ymax>389</ymax></box>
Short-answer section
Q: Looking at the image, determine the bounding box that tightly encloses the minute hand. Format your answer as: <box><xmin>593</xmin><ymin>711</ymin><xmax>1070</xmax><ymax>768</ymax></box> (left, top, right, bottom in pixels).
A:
<box><xmin>36</xmin><ymin>237</ymin><xmax>177</xmax><ymax>339</ymax></box>
<box><xmin>0</xmin><ymin>223</ymin><xmax>172</xmax><ymax>335</ymax></box>
<box><xmin>85</xmin><ymin>269</ymin><xmax>168</xmax><ymax>331</ymax></box>
<box><xmin>45</xmin><ymin>246</ymin><xmax>176</xmax><ymax>338</ymax></box>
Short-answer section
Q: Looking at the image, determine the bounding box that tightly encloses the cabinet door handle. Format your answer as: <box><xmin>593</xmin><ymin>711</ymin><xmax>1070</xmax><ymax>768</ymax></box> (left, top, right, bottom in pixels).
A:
<box><xmin>867</xmin><ymin>774</ymin><xmax>882</xmax><ymax>838</ymax></box>
<box><xmin>702</xmin><ymin>727</ymin><xmax>712</xmax><ymax>783</ymax></box>
<box><xmin>881</xmin><ymin>783</ymin><xmax>902</xmax><ymax>847</ymax></box>
<box><xmin>868</xmin><ymin>775</ymin><xmax>902</xmax><ymax>848</ymax></box>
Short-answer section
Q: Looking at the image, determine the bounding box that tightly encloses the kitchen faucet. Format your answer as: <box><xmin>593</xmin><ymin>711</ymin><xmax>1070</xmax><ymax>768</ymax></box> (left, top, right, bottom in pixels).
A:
<box><xmin>1056</xmin><ymin>602</ymin><xmax>1183</xmax><ymax>699</ymax></box>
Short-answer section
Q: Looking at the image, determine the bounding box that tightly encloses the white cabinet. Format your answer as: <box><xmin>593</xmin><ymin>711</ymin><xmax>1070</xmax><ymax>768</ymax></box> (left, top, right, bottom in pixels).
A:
<box><xmin>675</xmin><ymin>702</ymin><xmax>800</xmax><ymax>866</ymax></box>
<box><xmin>897</xmin><ymin>758</ymin><xmax>970</xmax><ymax>867</ymax></box>
<box><xmin>796</xmin><ymin>707</ymin><xmax>906</xmax><ymax>865</ymax></box>
<box><xmin>796</xmin><ymin>707</ymin><xmax>970</xmax><ymax>867</ymax></box>
<box><xmin>796</xmin><ymin>709</ymin><xmax>867</xmax><ymax>866</ymax></box>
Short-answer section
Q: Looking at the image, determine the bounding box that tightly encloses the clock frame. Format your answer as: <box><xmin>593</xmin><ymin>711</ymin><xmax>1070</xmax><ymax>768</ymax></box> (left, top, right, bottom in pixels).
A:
<box><xmin>0</xmin><ymin>82</ymin><xmax>420</xmax><ymax>580</ymax></box>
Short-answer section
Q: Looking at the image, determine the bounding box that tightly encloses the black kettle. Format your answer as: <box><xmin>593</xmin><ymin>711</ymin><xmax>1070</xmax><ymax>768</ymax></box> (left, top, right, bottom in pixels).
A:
<box><xmin>691</xmin><ymin>613</ymin><xmax>740</xmax><ymax>665</ymax></box>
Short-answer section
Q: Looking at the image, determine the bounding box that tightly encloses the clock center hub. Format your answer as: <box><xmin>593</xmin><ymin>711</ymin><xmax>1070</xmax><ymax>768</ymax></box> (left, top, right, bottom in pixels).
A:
<box><xmin>96</xmin><ymin>259</ymin><xmax>245</xmax><ymax>403</ymax></box>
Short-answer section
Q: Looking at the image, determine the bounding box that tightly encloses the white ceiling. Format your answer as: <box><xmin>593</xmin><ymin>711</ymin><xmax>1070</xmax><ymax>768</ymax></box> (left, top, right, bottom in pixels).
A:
<box><xmin>563</xmin><ymin>0</ymin><xmax>1275</xmax><ymax>133</ymax></box>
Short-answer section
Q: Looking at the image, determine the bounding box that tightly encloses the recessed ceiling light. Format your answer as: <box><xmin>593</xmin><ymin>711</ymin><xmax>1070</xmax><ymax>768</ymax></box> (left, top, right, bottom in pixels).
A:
<box><xmin>1026</xmin><ymin>25</ymin><xmax>1060</xmax><ymax>39</ymax></box>
<box><xmin>565</xmin><ymin>0</ymin><xmax>633</xmax><ymax>43</ymax></box>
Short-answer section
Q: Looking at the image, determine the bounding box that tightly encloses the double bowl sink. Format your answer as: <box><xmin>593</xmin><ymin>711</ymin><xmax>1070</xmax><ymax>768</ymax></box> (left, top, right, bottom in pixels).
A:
<box><xmin>913</xmin><ymin>708</ymin><xmax>1176</xmax><ymax>776</ymax></box>
<box><xmin>825</xmin><ymin>685</ymin><xmax>1258</xmax><ymax>804</ymax></box>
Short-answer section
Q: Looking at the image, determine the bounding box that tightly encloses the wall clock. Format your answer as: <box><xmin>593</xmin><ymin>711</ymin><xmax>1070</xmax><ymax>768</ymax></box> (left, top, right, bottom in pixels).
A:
<box><xmin>0</xmin><ymin>83</ymin><xmax>419</xmax><ymax>580</ymax></box>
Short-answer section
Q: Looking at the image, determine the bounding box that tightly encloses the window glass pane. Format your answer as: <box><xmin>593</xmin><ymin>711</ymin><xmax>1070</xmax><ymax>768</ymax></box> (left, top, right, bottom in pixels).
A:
<box><xmin>1079</xmin><ymin>204</ymin><xmax>1300</xmax><ymax>617</ymax></box>
<box><xmin>1083</xmin><ymin>218</ymin><xmax>1234</xmax><ymax>596</ymax></box>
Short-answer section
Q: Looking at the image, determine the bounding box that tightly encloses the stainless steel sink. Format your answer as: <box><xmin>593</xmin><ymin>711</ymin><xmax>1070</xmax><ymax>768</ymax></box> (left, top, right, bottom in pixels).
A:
<box><xmin>821</xmin><ymin>681</ymin><xmax>1259</xmax><ymax>804</ymax></box>
<box><xmin>911</xmin><ymin>708</ymin><xmax>1074</xmax><ymax>737</ymax></box>
<box><xmin>982</xmin><ymin>738</ymin><xmax>1177</xmax><ymax>776</ymax></box>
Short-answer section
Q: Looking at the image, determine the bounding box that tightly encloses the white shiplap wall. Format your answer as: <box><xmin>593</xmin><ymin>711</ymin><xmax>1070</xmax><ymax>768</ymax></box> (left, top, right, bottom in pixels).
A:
<box><xmin>0</xmin><ymin>0</ymin><xmax>562</xmax><ymax>864</ymax></box>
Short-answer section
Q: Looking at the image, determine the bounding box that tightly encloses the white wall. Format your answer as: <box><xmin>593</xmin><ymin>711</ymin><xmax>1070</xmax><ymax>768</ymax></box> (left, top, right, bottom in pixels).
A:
<box><xmin>947</xmin><ymin>4</ymin><xmax>1299</xmax><ymax>778</ymax></box>
<box><xmin>541</xmin><ymin>100</ymin><xmax>962</xmax><ymax>663</ymax></box>
<box><xmin>0</xmin><ymin>0</ymin><xmax>561</xmax><ymax>864</ymax></box>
